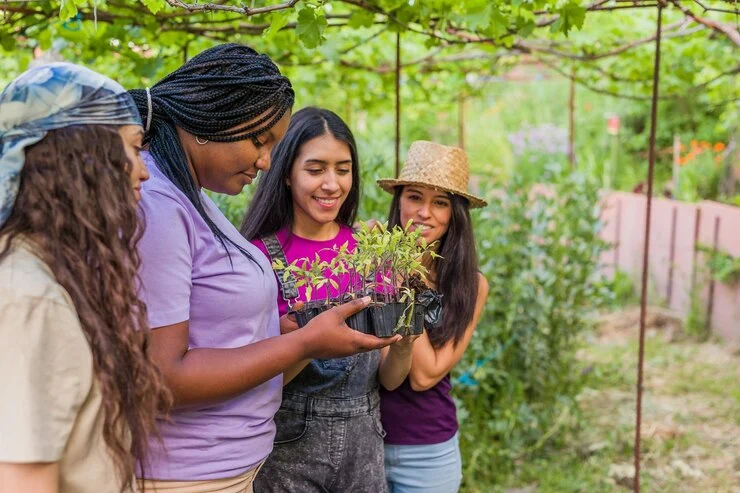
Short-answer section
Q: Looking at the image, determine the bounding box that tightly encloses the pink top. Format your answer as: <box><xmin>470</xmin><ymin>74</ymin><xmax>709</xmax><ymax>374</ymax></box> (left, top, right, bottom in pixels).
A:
<box><xmin>251</xmin><ymin>225</ymin><xmax>357</xmax><ymax>316</ymax></box>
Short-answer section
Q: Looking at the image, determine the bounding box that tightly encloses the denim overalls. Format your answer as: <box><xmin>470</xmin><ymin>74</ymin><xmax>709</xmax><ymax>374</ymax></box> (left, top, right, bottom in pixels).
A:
<box><xmin>254</xmin><ymin>234</ymin><xmax>387</xmax><ymax>493</ymax></box>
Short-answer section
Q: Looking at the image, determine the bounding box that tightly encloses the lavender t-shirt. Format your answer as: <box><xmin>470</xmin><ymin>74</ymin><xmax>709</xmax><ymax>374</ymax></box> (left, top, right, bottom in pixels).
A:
<box><xmin>136</xmin><ymin>153</ymin><xmax>282</xmax><ymax>481</ymax></box>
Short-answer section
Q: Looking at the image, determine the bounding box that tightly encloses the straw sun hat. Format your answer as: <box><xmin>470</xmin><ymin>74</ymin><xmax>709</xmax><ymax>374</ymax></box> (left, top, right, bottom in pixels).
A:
<box><xmin>377</xmin><ymin>141</ymin><xmax>487</xmax><ymax>208</ymax></box>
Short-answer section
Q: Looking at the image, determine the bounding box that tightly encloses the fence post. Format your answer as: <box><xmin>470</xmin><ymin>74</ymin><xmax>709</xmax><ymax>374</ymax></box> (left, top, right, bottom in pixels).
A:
<box><xmin>690</xmin><ymin>207</ymin><xmax>703</xmax><ymax>297</ymax></box>
<box><xmin>634</xmin><ymin>6</ymin><xmax>663</xmax><ymax>492</ymax></box>
<box><xmin>705</xmin><ymin>215</ymin><xmax>721</xmax><ymax>335</ymax></box>
<box><xmin>667</xmin><ymin>206</ymin><xmax>678</xmax><ymax>305</ymax></box>
<box><xmin>615</xmin><ymin>197</ymin><xmax>622</xmax><ymax>269</ymax></box>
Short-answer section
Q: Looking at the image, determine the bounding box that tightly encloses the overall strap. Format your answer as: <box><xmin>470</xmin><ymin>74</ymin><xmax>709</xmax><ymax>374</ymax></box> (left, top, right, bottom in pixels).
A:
<box><xmin>261</xmin><ymin>233</ymin><xmax>300</xmax><ymax>302</ymax></box>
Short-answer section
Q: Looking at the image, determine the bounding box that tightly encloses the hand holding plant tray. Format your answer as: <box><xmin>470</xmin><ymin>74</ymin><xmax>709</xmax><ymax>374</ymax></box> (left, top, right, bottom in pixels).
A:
<box><xmin>272</xmin><ymin>221</ymin><xmax>441</xmax><ymax>337</ymax></box>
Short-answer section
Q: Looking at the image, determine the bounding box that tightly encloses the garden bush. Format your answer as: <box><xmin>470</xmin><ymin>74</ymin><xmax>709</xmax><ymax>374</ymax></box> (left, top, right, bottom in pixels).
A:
<box><xmin>452</xmin><ymin>166</ymin><xmax>612</xmax><ymax>486</ymax></box>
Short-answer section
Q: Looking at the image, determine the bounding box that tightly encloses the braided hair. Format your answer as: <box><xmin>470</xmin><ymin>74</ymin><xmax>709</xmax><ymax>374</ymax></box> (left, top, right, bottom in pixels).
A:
<box><xmin>129</xmin><ymin>43</ymin><xmax>294</xmax><ymax>263</ymax></box>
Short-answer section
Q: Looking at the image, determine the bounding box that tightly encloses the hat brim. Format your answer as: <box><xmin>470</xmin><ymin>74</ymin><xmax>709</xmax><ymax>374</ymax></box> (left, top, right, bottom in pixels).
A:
<box><xmin>377</xmin><ymin>178</ymin><xmax>488</xmax><ymax>209</ymax></box>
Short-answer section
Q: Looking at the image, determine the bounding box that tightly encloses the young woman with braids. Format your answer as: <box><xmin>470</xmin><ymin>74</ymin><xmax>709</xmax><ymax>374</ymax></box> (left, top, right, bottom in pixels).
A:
<box><xmin>128</xmin><ymin>44</ymin><xmax>396</xmax><ymax>492</ymax></box>
<box><xmin>0</xmin><ymin>63</ymin><xmax>170</xmax><ymax>493</ymax></box>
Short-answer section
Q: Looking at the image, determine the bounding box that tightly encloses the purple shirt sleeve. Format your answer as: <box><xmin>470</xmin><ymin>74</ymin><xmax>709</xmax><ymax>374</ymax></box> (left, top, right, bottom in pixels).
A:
<box><xmin>137</xmin><ymin>190</ymin><xmax>195</xmax><ymax>328</ymax></box>
<box><xmin>251</xmin><ymin>238</ymin><xmax>269</xmax><ymax>261</ymax></box>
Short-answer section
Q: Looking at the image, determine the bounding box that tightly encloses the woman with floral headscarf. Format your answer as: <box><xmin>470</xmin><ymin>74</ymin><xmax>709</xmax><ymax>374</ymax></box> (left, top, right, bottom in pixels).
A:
<box><xmin>0</xmin><ymin>63</ymin><xmax>171</xmax><ymax>493</ymax></box>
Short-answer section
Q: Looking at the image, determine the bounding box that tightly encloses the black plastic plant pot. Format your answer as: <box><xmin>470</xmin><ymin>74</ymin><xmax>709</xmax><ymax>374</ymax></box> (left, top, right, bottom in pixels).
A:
<box><xmin>293</xmin><ymin>307</ymin><xmax>319</xmax><ymax>328</ymax></box>
<box><xmin>392</xmin><ymin>303</ymin><xmax>410</xmax><ymax>336</ymax></box>
<box><xmin>369</xmin><ymin>302</ymin><xmax>405</xmax><ymax>338</ymax></box>
<box><xmin>346</xmin><ymin>309</ymin><xmax>370</xmax><ymax>334</ymax></box>
<box><xmin>293</xmin><ymin>301</ymin><xmax>330</xmax><ymax>328</ymax></box>
<box><xmin>410</xmin><ymin>304</ymin><xmax>425</xmax><ymax>336</ymax></box>
<box><xmin>392</xmin><ymin>303</ymin><xmax>423</xmax><ymax>336</ymax></box>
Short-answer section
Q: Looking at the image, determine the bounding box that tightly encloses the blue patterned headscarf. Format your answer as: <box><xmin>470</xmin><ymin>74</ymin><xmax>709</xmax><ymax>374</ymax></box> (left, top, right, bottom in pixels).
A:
<box><xmin>0</xmin><ymin>62</ymin><xmax>141</xmax><ymax>226</ymax></box>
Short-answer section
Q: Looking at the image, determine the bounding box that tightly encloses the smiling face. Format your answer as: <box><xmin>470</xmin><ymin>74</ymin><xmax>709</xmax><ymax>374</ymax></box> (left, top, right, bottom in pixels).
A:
<box><xmin>177</xmin><ymin>109</ymin><xmax>291</xmax><ymax>195</ymax></box>
<box><xmin>398</xmin><ymin>185</ymin><xmax>453</xmax><ymax>245</ymax></box>
<box><xmin>287</xmin><ymin>133</ymin><xmax>353</xmax><ymax>233</ymax></box>
<box><xmin>118</xmin><ymin>124</ymin><xmax>148</xmax><ymax>202</ymax></box>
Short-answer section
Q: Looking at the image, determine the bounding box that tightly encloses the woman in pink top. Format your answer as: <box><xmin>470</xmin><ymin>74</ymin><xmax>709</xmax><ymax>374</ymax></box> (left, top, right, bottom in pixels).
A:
<box><xmin>243</xmin><ymin>107</ymin><xmax>415</xmax><ymax>492</ymax></box>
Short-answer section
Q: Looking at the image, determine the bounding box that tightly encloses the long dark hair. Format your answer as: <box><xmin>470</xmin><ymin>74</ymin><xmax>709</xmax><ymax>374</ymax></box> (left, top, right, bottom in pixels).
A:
<box><xmin>241</xmin><ymin>107</ymin><xmax>360</xmax><ymax>240</ymax></box>
<box><xmin>129</xmin><ymin>43</ymin><xmax>294</xmax><ymax>262</ymax></box>
<box><xmin>388</xmin><ymin>188</ymin><xmax>479</xmax><ymax>349</ymax></box>
<box><xmin>0</xmin><ymin>125</ymin><xmax>172</xmax><ymax>492</ymax></box>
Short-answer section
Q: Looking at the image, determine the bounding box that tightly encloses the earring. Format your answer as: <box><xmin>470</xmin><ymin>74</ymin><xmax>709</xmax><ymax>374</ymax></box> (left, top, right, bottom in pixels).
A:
<box><xmin>195</xmin><ymin>136</ymin><xmax>209</xmax><ymax>145</ymax></box>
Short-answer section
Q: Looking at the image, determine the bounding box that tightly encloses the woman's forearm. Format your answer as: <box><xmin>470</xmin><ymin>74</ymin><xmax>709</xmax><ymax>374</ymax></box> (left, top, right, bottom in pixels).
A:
<box><xmin>379</xmin><ymin>345</ymin><xmax>413</xmax><ymax>391</ymax></box>
<box><xmin>0</xmin><ymin>463</ymin><xmax>59</xmax><ymax>493</ymax></box>
<box><xmin>283</xmin><ymin>359</ymin><xmax>312</xmax><ymax>386</ymax></box>
<box><xmin>159</xmin><ymin>329</ymin><xmax>315</xmax><ymax>407</ymax></box>
<box><xmin>151</xmin><ymin>297</ymin><xmax>395</xmax><ymax>407</ymax></box>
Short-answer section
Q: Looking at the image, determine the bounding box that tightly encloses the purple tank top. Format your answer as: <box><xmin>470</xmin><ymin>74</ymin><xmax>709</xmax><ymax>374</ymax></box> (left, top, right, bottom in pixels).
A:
<box><xmin>380</xmin><ymin>374</ymin><xmax>458</xmax><ymax>445</ymax></box>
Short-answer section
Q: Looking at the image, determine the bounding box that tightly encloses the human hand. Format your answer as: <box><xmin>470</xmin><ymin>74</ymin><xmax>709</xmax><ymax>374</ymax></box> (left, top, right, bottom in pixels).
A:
<box><xmin>388</xmin><ymin>334</ymin><xmax>420</xmax><ymax>356</ymax></box>
<box><xmin>301</xmin><ymin>297</ymin><xmax>401</xmax><ymax>359</ymax></box>
<box><xmin>279</xmin><ymin>312</ymin><xmax>300</xmax><ymax>335</ymax></box>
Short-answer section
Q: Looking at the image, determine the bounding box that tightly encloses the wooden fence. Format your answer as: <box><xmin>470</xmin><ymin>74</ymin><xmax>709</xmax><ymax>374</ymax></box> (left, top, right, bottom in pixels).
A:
<box><xmin>600</xmin><ymin>192</ymin><xmax>740</xmax><ymax>343</ymax></box>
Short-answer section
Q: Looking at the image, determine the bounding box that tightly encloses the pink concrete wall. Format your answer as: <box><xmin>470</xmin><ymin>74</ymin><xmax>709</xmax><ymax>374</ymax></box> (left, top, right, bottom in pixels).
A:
<box><xmin>646</xmin><ymin>198</ymin><xmax>676</xmax><ymax>306</ymax></box>
<box><xmin>612</xmin><ymin>192</ymin><xmax>647</xmax><ymax>285</ymax></box>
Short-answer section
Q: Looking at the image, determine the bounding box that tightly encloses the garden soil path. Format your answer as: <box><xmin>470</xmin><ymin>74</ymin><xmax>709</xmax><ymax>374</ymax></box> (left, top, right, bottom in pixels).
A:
<box><xmin>497</xmin><ymin>307</ymin><xmax>740</xmax><ymax>493</ymax></box>
<box><xmin>580</xmin><ymin>307</ymin><xmax>740</xmax><ymax>492</ymax></box>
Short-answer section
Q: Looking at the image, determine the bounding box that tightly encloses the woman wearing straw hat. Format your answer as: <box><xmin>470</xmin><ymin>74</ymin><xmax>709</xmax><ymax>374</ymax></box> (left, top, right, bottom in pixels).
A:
<box><xmin>378</xmin><ymin>141</ymin><xmax>489</xmax><ymax>493</ymax></box>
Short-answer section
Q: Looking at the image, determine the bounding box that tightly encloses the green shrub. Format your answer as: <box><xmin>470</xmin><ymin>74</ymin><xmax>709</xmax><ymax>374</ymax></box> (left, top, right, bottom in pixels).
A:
<box><xmin>453</xmin><ymin>165</ymin><xmax>611</xmax><ymax>486</ymax></box>
<box><xmin>608</xmin><ymin>270</ymin><xmax>636</xmax><ymax>308</ymax></box>
<box><xmin>675</xmin><ymin>152</ymin><xmax>723</xmax><ymax>202</ymax></box>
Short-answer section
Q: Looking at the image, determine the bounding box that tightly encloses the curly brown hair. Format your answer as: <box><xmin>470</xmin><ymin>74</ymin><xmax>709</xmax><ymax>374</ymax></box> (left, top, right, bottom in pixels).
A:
<box><xmin>0</xmin><ymin>125</ymin><xmax>172</xmax><ymax>491</ymax></box>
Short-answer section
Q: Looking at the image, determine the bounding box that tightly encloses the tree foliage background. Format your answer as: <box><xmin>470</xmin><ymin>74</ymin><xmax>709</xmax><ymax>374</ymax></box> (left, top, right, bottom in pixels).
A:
<box><xmin>3</xmin><ymin>0</ymin><xmax>736</xmax><ymax>193</ymax></box>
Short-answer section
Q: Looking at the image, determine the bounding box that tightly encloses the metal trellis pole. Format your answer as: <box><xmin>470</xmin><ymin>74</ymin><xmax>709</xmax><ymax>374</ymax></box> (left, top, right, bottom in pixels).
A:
<box><xmin>634</xmin><ymin>4</ymin><xmax>663</xmax><ymax>492</ymax></box>
<box><xmin>395</xmin><ymin>31</ymin><xmax>401</xmax><ymax>178</ymax></box>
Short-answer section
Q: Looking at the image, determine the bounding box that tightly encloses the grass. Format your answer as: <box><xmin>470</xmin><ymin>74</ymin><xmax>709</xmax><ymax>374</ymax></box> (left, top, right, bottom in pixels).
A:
<box><xmin>462</xmin><ymin>309</ymin><xmax>740</xmax><ymax>493</ymax></box>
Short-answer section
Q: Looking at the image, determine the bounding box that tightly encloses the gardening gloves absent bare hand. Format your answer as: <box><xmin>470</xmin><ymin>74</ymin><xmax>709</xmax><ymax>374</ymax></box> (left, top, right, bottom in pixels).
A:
<box><xmin>279</xmin><ymin>314</ymin><xmax>300</xmax><ymax>334</ymax></box>
<box><xmin>280</xmin><ymin>302</ymin><xmax>302</xmax><ymax>335</ymax></box>
<box><xmin>389</xmin><ymin>334</ymin><xmax>421</xmax><ymax>356</ymax></box>
<box><xmin>302</xmin><ymin>296</ymin><xmax>401</xmax><ymax>359</ymax></box>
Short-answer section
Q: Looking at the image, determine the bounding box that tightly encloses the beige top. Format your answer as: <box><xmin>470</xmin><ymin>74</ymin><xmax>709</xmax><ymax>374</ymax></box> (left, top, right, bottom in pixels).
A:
<box><xmin>0</xmin><ymin>240</ymin><xmax>130</xmax><ymax>493</ymax></box>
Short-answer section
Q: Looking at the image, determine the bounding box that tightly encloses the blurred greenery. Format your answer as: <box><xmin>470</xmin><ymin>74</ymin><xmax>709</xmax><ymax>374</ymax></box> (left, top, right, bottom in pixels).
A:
<box><xmin>453</xmin><ymin>166</ymin><xmax>613</xmax><ymax>486</ymax></box>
